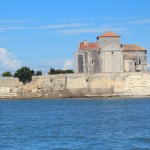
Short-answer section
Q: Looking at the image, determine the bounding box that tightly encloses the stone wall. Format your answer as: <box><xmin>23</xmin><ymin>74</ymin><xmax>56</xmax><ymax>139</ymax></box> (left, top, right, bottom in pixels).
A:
<box><xmin>0</xmin><ymin>78</ymin><xmax>23</xmax><ymax>98</ymax></box>
<box><xmin>75</xmin><ymin>50</ymin><xmax>101</xmax><ymax>73</ymax></box>
<box><xmin>123</xmin><ymin>51</ymin><xmax>147</xmax><ymax>72</ymax></box>
<box><xmin>1</xmin><ymin>73</ymin><xmax>150</xmax><ymax>99</ymax></box>
<box><xmin>124</xmin><ymin>59</ymin><xmax>135</xmax><ymax>72</ymax></box>
<box><xmin>100</xmin><ymin>43</ymin><xmax>124</xmax><ymax>73</ymax></box>
<box><xmin>98</xmin><ymin>37</ymin><xmax>120</xmax><ymax>47</ymax></box>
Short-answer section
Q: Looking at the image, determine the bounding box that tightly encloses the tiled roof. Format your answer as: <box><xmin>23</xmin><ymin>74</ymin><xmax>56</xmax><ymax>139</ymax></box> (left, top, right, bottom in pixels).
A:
<box><xmin>80</xmin><ymin>42</ymin><xmax>98</xmax><ymax>50</ymax></box>
<box><xmin>122</xmin><ymin>44</ymin><xmax>146</xmax><ymax>51</ymax></box>
<box><xmin>97</xmin><ymin>31</ymin><xmax>120</xmax><ymax>39</ymax></box>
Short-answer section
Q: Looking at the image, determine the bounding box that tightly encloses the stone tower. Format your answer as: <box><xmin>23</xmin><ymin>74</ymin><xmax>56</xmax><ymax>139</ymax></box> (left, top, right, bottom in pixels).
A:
<box><xmin>97</xmin><ymin>32</ymin><xmax>123</xmax><ymax>72</ymax></box>
<box><xmin>75</xmin><ymin>31</ymin><xmax>147</xmax><ymax>73</ymax></box>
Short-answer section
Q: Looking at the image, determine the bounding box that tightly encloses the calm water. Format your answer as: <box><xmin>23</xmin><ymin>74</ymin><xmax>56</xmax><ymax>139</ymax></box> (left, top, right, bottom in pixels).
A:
<box><xmin>1</xmin><ymin>98</ymin><xmax>150</xmax><ymax>150</ymax></box>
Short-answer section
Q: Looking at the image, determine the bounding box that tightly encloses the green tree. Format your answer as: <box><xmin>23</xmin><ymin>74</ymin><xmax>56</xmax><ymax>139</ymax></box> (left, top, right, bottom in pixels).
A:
<box><xmin>14</xmin><ymin>66</ymin><xmax>34</xmax><ymax>84</ymax></box>
<box><xmin>63</xmin><ymin>70</ymin><xmax>74</xmax><ymax>74</ymax></box>
<box><xmin>48</xmin><ymin>68</ymin><xmax>74</xmax><ymax>74</ymax></box>
<box><xmin>48</xmin><ymin>68</ymin><xmax>56</xmax><ymax>74</ymax></box>
<box><xmin>2</xmin><ymin>71</ymin><xmax>12</xmax><ymax>77</ymax></box>
<box><xmin>35</xmin><ymin>71</ymin><xmax>42</xmax><ymax>76</ymax></box>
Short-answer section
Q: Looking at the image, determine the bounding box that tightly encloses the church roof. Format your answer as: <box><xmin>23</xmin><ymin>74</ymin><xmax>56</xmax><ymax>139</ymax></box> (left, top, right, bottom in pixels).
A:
<box><xmin>122</xmin><ymin>44</ymin><xmax>146</xmax><ymax>51</ymax></box>
<box><xmin>80</xmin><ymin>42</ymin><xmax>98</xmax><ymax>50</ymax></box>
<box><xmin>97</xmin><ymin>31</ymin><xmax>120</xmax><ymax>39</ymax></box>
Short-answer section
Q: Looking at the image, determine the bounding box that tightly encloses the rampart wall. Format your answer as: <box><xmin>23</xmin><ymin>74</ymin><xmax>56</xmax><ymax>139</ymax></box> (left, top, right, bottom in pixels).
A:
<box><xmin>0</xmin><ymin>72</ymin><xmax>150</xmax><ymax>99</ymax></box>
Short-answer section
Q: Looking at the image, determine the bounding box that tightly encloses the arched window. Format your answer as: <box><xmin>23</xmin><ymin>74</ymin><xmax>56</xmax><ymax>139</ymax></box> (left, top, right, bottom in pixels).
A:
<box><xmin>139</xmin><ymin>59</ymin><xmax>141</xmax><ymax>64</ymax></box>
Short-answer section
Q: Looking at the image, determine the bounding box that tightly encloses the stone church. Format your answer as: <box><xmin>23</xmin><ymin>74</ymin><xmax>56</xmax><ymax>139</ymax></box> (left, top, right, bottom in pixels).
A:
<box><xmin>75</xmin><ymin>31</ymin><xmax>147</xmax><ymax>73</ymax></box>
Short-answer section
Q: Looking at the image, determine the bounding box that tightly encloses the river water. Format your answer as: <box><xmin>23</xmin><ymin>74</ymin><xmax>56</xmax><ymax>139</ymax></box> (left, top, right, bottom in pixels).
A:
<box><xmin>1</xmin><ymin>98</ymin><xmax>150</xmax><ymax>150</ymax></box>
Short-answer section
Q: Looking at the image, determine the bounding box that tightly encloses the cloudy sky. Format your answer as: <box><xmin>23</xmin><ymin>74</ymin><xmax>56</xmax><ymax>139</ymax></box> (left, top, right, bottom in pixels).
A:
<box><xmin>0</xmin><ymin>0</ymin><xmax>150</xmax><ymax>74</ymax></box>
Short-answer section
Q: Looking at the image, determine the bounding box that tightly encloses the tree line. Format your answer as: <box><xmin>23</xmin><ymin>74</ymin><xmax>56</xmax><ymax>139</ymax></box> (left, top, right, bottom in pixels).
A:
<box><xmin>1</xmin><ymin>67</ymin><xmax>74</xmax><ymax>84</ymax></box>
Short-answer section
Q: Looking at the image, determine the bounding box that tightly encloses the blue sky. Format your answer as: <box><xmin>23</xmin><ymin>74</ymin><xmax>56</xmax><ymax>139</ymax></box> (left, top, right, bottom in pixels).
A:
<box><xmin>0</xmin><ymin>0</ymin><xmax>150</xmax><ymax>73</ymax></box>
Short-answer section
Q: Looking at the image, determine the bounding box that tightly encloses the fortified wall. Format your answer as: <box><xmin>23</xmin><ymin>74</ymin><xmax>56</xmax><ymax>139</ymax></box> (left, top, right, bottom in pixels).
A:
<box><xmin>0</xmin><ymin>73</ymin><xmax>150</xmax><ymax>99</ymax></box>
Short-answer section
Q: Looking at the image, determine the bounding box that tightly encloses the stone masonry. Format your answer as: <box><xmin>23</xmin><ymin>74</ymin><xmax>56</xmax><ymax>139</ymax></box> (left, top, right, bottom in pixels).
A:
<box><xmin>1</xmin><ymin>73</ymin><xmax>150</xmax><ymax>99</ymax></box>
<box><xmin>75</xmin><ymin>31</ymin><xmax>147</xmax><ymax>73</ymax></box>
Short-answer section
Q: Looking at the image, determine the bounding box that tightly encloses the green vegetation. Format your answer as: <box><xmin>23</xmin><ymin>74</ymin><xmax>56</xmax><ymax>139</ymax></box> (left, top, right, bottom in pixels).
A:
<box><xmin>1</xmin><ymin>67</ymin><xmax>74</xmax><ymax>84</ymax></box>
<box><xmin>48</xmin><ymin>68</ymin><xmax>74</xmax><ymax>74</ymax></box>
<box><xmin>14</xmin><ymin>66</ymin><xmax>34</xmax><ymax>84</ymax></box>
<box><xmin>2</xmin><ymin>71</ymin><xmax>12</xmax><ymax>77</ymax></box>
<box><xmin>35</xmin><ymin>71</ymin><xmax>42</xmax><ymax>76</ymax></box>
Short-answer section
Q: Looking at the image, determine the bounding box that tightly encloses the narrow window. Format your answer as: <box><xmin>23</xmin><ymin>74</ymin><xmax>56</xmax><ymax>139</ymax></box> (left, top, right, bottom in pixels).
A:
<box><xmin>92</xmin><ymin>59</ymin><xmax>94</xmax><ymax>64</ymax></box>
<box><xmin>139</xmin><ymin>59</ymin><xmax>141</xmax><ymax>64</ymax></box>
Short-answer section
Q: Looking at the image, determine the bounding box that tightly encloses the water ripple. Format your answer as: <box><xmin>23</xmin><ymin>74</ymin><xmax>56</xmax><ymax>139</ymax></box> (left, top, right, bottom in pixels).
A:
<box><xmin>1</xmin><ymin>98</ymin><xmax>150</xmax><ymax>149</ymax></box>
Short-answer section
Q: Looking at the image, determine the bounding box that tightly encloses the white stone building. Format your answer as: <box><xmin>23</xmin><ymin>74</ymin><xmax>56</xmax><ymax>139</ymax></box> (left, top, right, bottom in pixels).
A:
<box><xmin>75</xmin><ymin>31</ymin><xmax>147</xmax><ymax>73</ymax></box>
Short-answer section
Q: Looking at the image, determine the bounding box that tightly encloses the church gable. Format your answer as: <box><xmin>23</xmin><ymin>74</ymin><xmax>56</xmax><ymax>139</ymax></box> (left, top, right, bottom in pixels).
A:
<box><xmin>101</xmin><ymin>43</ymin><xmax>123</xmax><ymax>51</ymax></box>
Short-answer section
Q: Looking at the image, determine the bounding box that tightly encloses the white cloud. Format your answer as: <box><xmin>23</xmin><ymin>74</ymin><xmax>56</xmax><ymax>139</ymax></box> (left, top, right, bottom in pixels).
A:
<box><xmin>58</xmin><ymin>27</ymin><xmax>130</xmax><ymax>35</ymax></box>
<box><xmin>39</xmin><ymin>32</ymin><xmax>52</xmax><ymax>36</ymax></box>
<box><xmin>0</xmin><ymin>19</ymin><xmax>33</xmax><ymax>31</ymax></box>
<box><xmin>37</xmin><ymin>23</ymin><xmax>92</xmax><ymax>29</ymax></box>
<box><xmin>130</xmin><ymin>19</ymin><xmax>150</xmax><ymax>24</ymax></box>
<box><xmin>62</xmin><ymin>60</ymin><xmax>73</xmax><ymax>70</ymax></box>
<box><xmin>0</xmin><ymin>19</ymin><xmax>33</xmax><ymax>23</ymax></box>
<box><xmin>0</xmin><ymin>23</ymin><xmax>92</xmax><ymax>31</ymax></box>
<box><xmin>0</xmin><ymin>48</ymin><xmax>21</xmax><ymax>70</ymax></box>
<box><xmin>0</xmin><ymin>27</ymin><xmax>31</xmax><ymax>31</ymax></box>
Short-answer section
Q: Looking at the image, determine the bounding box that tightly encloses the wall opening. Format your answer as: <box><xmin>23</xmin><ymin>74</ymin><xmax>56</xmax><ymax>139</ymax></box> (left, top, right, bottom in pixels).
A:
<box><xmin>92</xmin><ymin>59</ymin><xmax>94</xmax><ymax>64</ymax></box>
<box><xmin>78</xmin><ymin>55</ymin><xmax>84</xmax><ymax>73</ymax></box>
